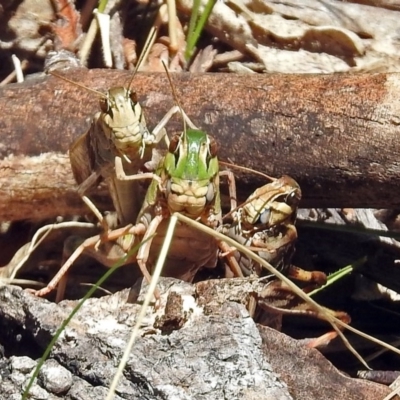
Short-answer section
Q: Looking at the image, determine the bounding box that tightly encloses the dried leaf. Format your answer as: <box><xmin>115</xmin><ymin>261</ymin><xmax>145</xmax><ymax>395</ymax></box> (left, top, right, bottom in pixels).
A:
<box><xmin>177</xmin><ymin>0</ymin><xmax>400</xmax><ymax>72</ymax></box>
<box><xmin>52</xmin><ymin>0</ymin><xmax>82</xmax><ymax>51</ymax></box>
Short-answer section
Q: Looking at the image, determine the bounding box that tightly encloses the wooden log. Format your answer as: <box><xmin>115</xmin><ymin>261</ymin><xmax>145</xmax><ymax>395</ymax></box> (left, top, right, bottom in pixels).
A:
<box><xmin>1</xmin><ymin>69</ymin><xmax>400</xmax><ymax>220</ymax></box>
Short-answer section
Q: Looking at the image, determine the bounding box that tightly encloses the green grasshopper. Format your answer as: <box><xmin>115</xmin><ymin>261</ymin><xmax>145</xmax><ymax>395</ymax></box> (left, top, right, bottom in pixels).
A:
<box><xmin>132</xmin><ymin>119</ymin><xmax>221</xmax><ymax>285</ymax></box>
<box><xmin>108</xmin><ymin>66</ymin><xmax>238</xmax><ymax>292</ymax></box>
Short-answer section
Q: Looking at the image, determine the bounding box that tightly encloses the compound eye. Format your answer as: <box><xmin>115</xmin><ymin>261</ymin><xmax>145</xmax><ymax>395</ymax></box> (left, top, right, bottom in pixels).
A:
<box><xmin>285</xmin><ymin>191</ymin><xmax>299</xmax><ymax>207</ymax></box>
<box><xmin>129</xmin><ymin>90</ymin><xmax>138</xmax><ymax>104</ymax></box>
<box><xmin>99</xmin><ymin>97</ymin><xmax>109</xmax><ymax>113</ymax></box>
<box><xmin>168</xmin><ymin>133</ymin><xmax>181</xmax><ymax>153</ymax></box>
<box><xmin>208</xmin><ymin>136</ymin><xmax>218</xmax><ymax>158</ymax></box>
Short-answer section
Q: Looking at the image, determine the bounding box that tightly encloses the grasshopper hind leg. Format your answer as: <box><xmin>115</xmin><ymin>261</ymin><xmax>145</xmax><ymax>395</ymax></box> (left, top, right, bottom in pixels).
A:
<box><xmin>55</xmin><ymin>234</ymin><xmax>88</xmax><ymax>302</ymax></box>
<box><xmin>257</xmin><ymin>280</ymin><xmax>351</xmax><ymax>348</ymax></box>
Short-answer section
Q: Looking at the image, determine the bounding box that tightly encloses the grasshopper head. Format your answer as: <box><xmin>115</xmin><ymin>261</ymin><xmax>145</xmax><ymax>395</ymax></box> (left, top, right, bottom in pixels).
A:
<box><xmin>99</xmin><ymin>87</ymin><xmax>139</xmax><ymax>120</ymax></box>
<box><xmin>99</xmin><ymin>87</ymin><xmax>149</xmax><ymax>153</ymax></box>
<box><xmin>163</xmin><ymin>129</ymin><xmax>219</xmax><ymax>219</ymax></box>
<box><xmin>243</xmin><ymin>176</ymin><xmax>301</xmax><ymax>228</ymax></box>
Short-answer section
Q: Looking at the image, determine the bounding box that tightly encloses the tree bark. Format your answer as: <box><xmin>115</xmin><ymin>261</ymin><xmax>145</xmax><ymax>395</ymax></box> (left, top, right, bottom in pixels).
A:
<box><xmin>1</xmin><ymin>69</ymin><xmax>400</xmax><ymax>220</ymax></box>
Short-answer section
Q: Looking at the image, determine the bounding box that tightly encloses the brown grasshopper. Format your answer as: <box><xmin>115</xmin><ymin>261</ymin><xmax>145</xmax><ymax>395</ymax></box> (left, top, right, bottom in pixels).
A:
<box><xmin>52</xmin><ymin>32</ymin><xmax>177</xmax><ymax>228</ymax></box>
<box><xmin>220</xmin><ymin>175</ymin><xmax>326</xmax><ymax>284</ymax></box>
<box><xmin>65</xmin><ymin>75</ymin><xmax>170</xmax><ymax>227</ymax></box>
<box><xmin>219</xmin><ymin>175</ymin><xmax>350</xmax><ymax>346</ymax></box>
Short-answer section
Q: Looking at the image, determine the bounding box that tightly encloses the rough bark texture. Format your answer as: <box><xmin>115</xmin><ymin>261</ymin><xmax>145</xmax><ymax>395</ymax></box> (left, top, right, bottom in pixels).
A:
<box><xmin>0</xmin><ymin>279</ymin><xmax>394</xmax><ymax>400</ymax></box>
<box><xmin>260</xmin><ymin>325</ymin><xmax>393</xmax><ymax>400</ymax></box>
<box><xmin>2</xmin><ymin>70</ymin><xmax>400</xmax><ymax>220</ymax></box>
<box><xmin>0</xmin><ymin>153</ymin><xmax>112</xmax><ymax>221</ymax></box>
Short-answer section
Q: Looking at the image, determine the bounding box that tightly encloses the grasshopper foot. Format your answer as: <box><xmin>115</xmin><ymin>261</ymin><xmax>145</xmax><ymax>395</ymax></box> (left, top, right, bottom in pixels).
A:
<box><xmin>288</xmin><ymin>266</ymin><xmax>327</xmax><ymax>286</ymax></box>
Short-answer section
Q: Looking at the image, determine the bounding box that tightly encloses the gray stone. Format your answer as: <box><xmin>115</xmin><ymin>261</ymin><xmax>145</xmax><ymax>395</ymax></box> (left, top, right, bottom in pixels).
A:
<box><xmin>0</xmin><ymin>279</ymin><xmax>393</xmax><ymax>400</ymax></box>
<box><xmin>10</xmin><ymin>356</ymin><xmax>37</xmax><ymax>374</ymax></box>
<box><xmin>38</xmin><ymin>359</ymin><xmax>72</xmax><ymax>394</ymax></box>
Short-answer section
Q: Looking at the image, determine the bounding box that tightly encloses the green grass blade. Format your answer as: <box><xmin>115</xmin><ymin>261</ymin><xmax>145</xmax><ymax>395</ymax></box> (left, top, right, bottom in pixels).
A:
<box><xmin>97</xmin><ymin>0</ymin><xmax>108</xmax><ymax>13</ymax></box>
<box><xmin>186</xmin><ymin>0</ymin><xmax>201</xmax><ymax>53</ymax></box>
<box><xmin>308</xmin><ymin>257</ymin><xmax>367</xmax><ymax>297</ymax></box>
<box><xmin>185</xmin><ymin>0</ymin><xmax>216</xmax><ymax>61</ymax></box>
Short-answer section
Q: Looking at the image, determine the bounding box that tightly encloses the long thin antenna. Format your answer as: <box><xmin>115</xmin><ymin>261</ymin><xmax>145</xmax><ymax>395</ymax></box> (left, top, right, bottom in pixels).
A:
<box><xmin>219</xmin><ymin>161</ymin><xmax>276</xmax><ymax>181</ymax></box>
<box><xmin>161</xmin><ymin>60</ymin><xmax>187</xmax><ymax>135</ymax></box>
<box><xmin>49</xmin><ymin>71</ymin><xmax>107</xmax><ymax>98</ymax></box>
<box><xmin>125</xmin><ymin>29</ymin><xmax>157</xmax><ymax>91</ymax></box>
<box><xmin>50</xmin><ymin>28</ymin><xmax>157</xmax><ymax>100</ymax></box>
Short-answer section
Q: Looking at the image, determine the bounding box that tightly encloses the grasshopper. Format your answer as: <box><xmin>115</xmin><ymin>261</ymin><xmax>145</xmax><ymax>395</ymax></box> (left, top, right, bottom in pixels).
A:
<box><xmin>43</xmin><ymin>57</ymin><xmax>174</xmax><ymax>299</ymax></box>
<box><xmin>64</xmin><ymin>74</ymin><xmax>169</xmax><ymax>227</ymax></box>
<box><xmin>110</xmin><ymin>66</ymin><xmax>238</xmax><ymax>291</ymax></box>
<box><xmin>52</xmin><ymin>33</ymin><xmax>174</xmax><ymax>227</ymax></box>
<box><xmin>219</xmin><ymin>175</ymin><xmax>351</xmax><ymax>345</ymax></box>
<box><xmin>132</xmin><ymin>120</ymin><xmax>221</xmax><ymax>284</ymax></box>
<box><xmin>221</xmin><ymin>175</ymin><xmax>325</xmax><ymax>284</ymax></box>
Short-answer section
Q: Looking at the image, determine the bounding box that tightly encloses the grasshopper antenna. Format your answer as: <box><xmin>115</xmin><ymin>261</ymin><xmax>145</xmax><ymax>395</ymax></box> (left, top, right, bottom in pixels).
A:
<box><xmin>48</xmin><ymin>71</ymin><xmax>107</xmax><ymax>99</ymax></box>
<box><xmin>125</xmin><ymin>29</ymin><xmax>157</xmax><ymax>92</ymax></box>
<box><xmin>161</xmin><ymin>60</ymin><xmax>187</xmax><ymax>135</ymax></box>
<box><xmin>49</xmin><ymin>28</ymin><xmax>158</xmax><ymax>100</ymax></box>
<box><xmin>219</xmin><ymin>161</ymin><xmax>276</xmax><ymax>181</ymax></box>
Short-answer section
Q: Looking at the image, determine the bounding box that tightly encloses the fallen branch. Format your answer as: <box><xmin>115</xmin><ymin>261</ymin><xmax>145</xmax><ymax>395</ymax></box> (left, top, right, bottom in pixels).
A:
<box><xmin>1</xmin><ymin>69</ymin><xmax>400</xmax><ymax>220</ymax></box>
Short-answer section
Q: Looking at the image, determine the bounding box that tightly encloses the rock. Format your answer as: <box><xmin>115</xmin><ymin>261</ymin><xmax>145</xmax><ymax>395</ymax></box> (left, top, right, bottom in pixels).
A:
<box><xmin>0</xmin><ymin>278</ymin><xmax>394</xmax><ymax>399</ymax></box>
<box><xmin>10</xmin><ymin>356</ymin><xmax>37</xmax><ymax>374</ymax></box>
<box><xmin>38</xmin><ymin>359</ymin><xmax>72</xmax><ymax>394</ymax></box>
